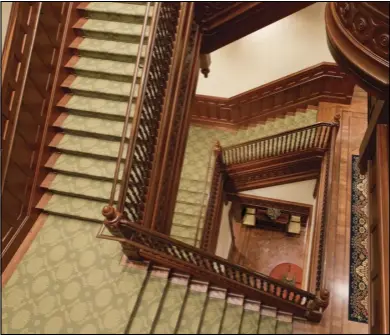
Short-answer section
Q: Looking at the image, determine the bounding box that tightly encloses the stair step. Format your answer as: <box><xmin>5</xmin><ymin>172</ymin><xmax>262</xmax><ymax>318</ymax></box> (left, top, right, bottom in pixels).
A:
<box><xmin>275</xmin><ymin>313</ymin><xmax>293</xmax><ymax>334</ymax></box>
<box><xmin>200</xmin><ymin>289</ymin><xmax>227</xmax><ymax>334</ymax></box>
<box><xmin>175</xmin><ymin>202</ymin><xmax>207</xmax><ymax>217</ymax></box>
<box><xmin>51</xmin><ymin>134</ymin><xmax>127</xmax><ymax>161</ymax></box>
<box><xmin>41</xmin><ymin>173</ymin><xmax>119</xmax><ymax>203</ymax></box>
<box><xmin>74</xmin><ymin>18</ymin><xmax>148</xmax><ymax>43</ymax></box>
<box><xmin>178</xmin><ymin>178</ymin><xmax>210</xmax><ymax>193</ymax></box>
<box><xmin>78</xmin><ymin>2</ymin><xmax>151</xmax><ymax>23</ymax></box>
<box><xmin>54</xmin><ymin>113</ymin><xmax>129</xmax><ymax>141</ymax></box>
<box><xmin>46</xmin><ymin>153</ymin><xmax>122</xmax><ymax>181</ymax></box>
<box><xmin>170</xmin><ymin>225</ymin><xmax>202</xmax><ymax>241</ymax></box>
<box><xmin>128</xmin><ymin>269</ymin><xmax>169</xmax><ymax>334</ymax></box>
<box><xmin>65</xmin><ymin>56</ymin><xmax>142</xmax><ymax>83</ymax></box>
<box><xmin>39</xmin><ymin>193</ymin><xmax>106</xmax><ymax>222</ymax></box>
<box><xmin>170</xmin><ymin>235</ymin><xmax>200</xmax><ymax>248</ymax></box>
<box><xmin>176</xmin><ymin>282</ymin><xmax>208</xmax><ymax>334</ymax></box>
<box><xmin>176</xmin><ymin>189</ymin><xmax>208</xmax><ymax>206</ymax></box>
<box><xmin>58</xmin><ymin>94</ymin><xmax>133</xmax><ymax>121</ymax></box>
<box><xmin>152</xmin><ymin>275</ymin><xmax>190</xmax><ymax>334</ymax></box>
<box><xmin>259</xmin><ymin>306</ymin><xmax>278</xmax><ymax>334</ymax></box>
<box><xmin>240</xmin><ymin>300</ymin><xmax>261</xmax><ymax>334</ymax></box>
<box><xmin>70</xmin><ymin>37</ymin><xmax>143</xmax><ymax>62</ymax></box>
<box><xmin>62</xmin><ymin>75</ymin><xmax>138</xmax><ymax>102</ymax></box>
<box><xmin>220</xmin><ymin>294</ymin><xmax>244</xmax><ymax>334</ymax></box>
<box><xmin>173</xmin><ymin>212</ymin><xmax>204</xmax><ymax>228</ymax></box>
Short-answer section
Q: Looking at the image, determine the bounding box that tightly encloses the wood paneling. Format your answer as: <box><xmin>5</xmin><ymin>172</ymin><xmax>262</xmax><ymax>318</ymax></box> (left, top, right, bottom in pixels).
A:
<box><xmin>325</xmin><ymin>2</ymin><xmax>389</xmax><ymax>97</ymax></box>
<box><xmin>195</xmin><ymin>2</ymin><xmax>314</xmax><ymax>54</ymax></box>
<box><xmin>1</xmin><ymin>2</ymin><xmax>76</xmax><ymax>271</ymax></box>
<box><xmin>191</xmin><ymin>63</ymin><xmax>355</xmax><ymax>129</ymax></box>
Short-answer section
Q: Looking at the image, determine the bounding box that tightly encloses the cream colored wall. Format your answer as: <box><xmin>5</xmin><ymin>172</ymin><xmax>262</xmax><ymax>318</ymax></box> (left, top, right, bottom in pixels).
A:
<box><xmin>215</xmin><ymin>201</ymin><xmax>232</xmax><ymax>259</ymax></box>
<box><xmin>2</xmin><ymin>2</ymin><xmax>13</xmax><ymax>50</ymax></box>
<box><xmin>241</xmin><ymin>179</ymin><xmax>317</xmax><ymax>205</ymax></box>
<box><xmin>196</xmin><ymin>2</ymin><xmax>334</xmax><ymax>98</ymax></box>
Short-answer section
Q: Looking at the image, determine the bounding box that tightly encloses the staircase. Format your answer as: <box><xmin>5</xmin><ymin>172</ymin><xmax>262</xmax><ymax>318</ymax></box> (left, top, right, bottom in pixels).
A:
<box><xmin>171</xmin><ymin>108</ymin><xmax>318</xmax><ymax>246</ymax></box>
<box><xmin>2</xmin><ymin>3</ymin><xmax>324</xmax><ymax>333</ymax></box>
<box><xmin>37</xmin><ymin>2</ymin><xmax>150</xmax><ymax>221</ymax></box>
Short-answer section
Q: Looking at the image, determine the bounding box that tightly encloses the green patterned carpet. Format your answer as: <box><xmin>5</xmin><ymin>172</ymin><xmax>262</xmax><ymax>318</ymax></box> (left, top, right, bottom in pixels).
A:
<box><xmin>2</xmin><ymin>2</ymin><xmax>318</xmax><ymax>333</ymax></box>
<box><xmin>171</xmin><ymin>109</ymin><xmax>318</xmax><ymax>246</ymax></box>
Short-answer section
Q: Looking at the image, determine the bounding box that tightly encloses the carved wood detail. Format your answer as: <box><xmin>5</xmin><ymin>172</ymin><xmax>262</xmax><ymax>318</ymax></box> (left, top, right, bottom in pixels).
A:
<box><xmin>325</xmin><ymin>2</ymin><xmax>389</xmax><ymax>97</ymax></box>
<box><xmin>191</xmin><ymin>63</ymin><xmax>355</xmax><ymax>129</ymax></box>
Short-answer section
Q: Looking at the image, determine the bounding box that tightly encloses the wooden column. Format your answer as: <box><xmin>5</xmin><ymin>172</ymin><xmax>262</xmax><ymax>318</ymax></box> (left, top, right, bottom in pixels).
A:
<box><xmin>368</xmin><ymin>124</ymin><xmax>389</xmax><ymax>334</ymax></box>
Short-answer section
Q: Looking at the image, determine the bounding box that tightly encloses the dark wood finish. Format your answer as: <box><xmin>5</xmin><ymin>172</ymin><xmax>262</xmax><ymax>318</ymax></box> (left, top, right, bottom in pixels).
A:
<box><xmin>191</xmin><ymin>63</ymin><xmax>355</xmax><ymax>129</ymax></box>
<box><xmin>325</xmin><ymin>2</ymin><xmax>389</xmax><ymax>97</ymax></box>
<box><xmin>143</xmin><ymin>4</ymin><xmax>202</xmax><ymax>234</ymax></box>
<box><xmin>359</xmin><ymin>98</ymin><xmax>388</xmax><ymax>173</ymax></box>
<box><xmin>200</xmin><ymin>142</ymin><xmax>226</xmax><ymax>253</ymax></box>
<box><xmin>195</xmin><ymin>2</ymin><xmax>315</xmax><ymax>54</ymax></box>
<box><xmin>101</xmin><ymin>217</ymin><xmax>327</xmax><ymax>322</ymax></box>
<box><xmin>1</xmin><ymin>3</ymin><xmax>76</xmax><ymax>271</ymax></box>
<box><xmin>368</xmin><ymin>124</ymin><xmax>389</xmax><ymax>334</ymax></box>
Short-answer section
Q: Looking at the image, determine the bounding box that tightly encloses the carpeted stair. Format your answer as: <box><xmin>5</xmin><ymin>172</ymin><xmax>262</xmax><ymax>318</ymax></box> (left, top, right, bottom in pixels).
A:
<box><xmin>2</xmin><ymin>215</ymin><xmax>293</xmax><ymax>334</ymax></box>
<box><xmin>171</xmin><ymin>108</ymin><xmax>318</xmax><ymax>246</ymax></box>
<box><xmin>37</xmin><ymin>2</ymin><xmax>149</xmax><ymax>222</ymax></box>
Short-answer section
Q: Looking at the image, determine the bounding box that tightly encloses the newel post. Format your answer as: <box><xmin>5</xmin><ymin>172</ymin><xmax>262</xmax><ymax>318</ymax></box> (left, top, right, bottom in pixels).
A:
<box><xmin>102</xmin><ymin>205</ymin><xmax>142</xmax><ymax>260</ymax></box>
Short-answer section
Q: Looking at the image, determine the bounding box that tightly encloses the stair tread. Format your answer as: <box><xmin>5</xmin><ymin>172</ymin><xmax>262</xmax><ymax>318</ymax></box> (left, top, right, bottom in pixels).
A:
<box><xmin>258</xmin><ymin>315</ymin><xmax>277</xmax><ymax>334</ymax></box>
<box><xmin>170</xmin><ymin>225</ymin><xmax>202</xmax><ymax>240</ymax></box>
<box><xmin>52</xmin><ymin>133</ymin><xmax>126</xmax><ymax>160</ymax></box>
<box><xmin>200</xmin><ymin>297</ymin><xmax>226</xmax><ymax>334</ymax></box>
<box><xmin>173</xmin><ymin>212</ymin><xmax>205</xmax><ymax>228</ymax></box>
<box><xmin>42</xmin><ymin>193</ymin><xmax>106</xmax><ymax>222</ymax></box>
<box><xmin>176</xmin><ymin>189</ymin><xmax>208</xmax><ymax>206</ymax></box>
<box><xmin>152</xmin><ymin>281</ymin><xmax>188</xmax><ymax>334</ymax></box>
<box><xmin>42</xmin><ymin>173</ymin><xmax>120</xmax><ymax>202</ymax></box>
<box><xmin>58</xmin><ymin>94</ymin><xmax>133</xmax><ymax>119</ymax></box>
<box><xmin>55</xmin><ymin>113</ymin><xmax>129</xmax><ymax>140</ymax></box>
<box><xmin>128</xmin><ymin>275</ymin><xmax>168</xmax><ymax>334</ymax></box>
<box><xmin>64</xmin><ymin>76</ymin><xmax>137</xmax><ymax>99</ymax></box>
<box><xmin>76</xmin><ymin>18</ymin><xmax>147</xmax><ymax>37</ymax></box>
<box><xmin>66</xmin><ymin>56</ymin><xmax>141</xmax><ymax>79</ymax></box>
<box><xmin>47</xmin><ymin>153</ymin><xmax>122</xmax><ymax>180</ymax></box>
<box><xmin>71</xmin><ymin>37</ymin><xmax>142</xmax><ymax>58</ymax></box>
<box><xmin>240</xmin><ymin>308</ymin><xmax>261</xmax><ymax>334</ymax></box>
<box><xmin>176</xmin><ymin>289</ymin><xmax>208</xmax><ymax>334</ymax></box>
<box><xmin>82</xmin><ymin>2</ymin><xmax>151</xmax><ymax>17</ymax></box>
<box><xmin>220</xmin><ymin>303</ymin><xmax>244</xmax><ymax>334</ymax></box>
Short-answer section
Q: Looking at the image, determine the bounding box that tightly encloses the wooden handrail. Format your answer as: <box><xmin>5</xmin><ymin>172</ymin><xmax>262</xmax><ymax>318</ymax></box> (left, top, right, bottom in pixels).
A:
<box><xmin>100</xmin><ymin>216</ymin><xmax>327</xmax><ymax>321</ymax></box>
<box><xmin>222</xmin><ymin>122</ymin><xmax>339</xmax><ymax>166</ymax></box>
<box><xmin>103</xmin><ymin>3</ymin><xmax>183</xmax><ymax>224</ymax></box>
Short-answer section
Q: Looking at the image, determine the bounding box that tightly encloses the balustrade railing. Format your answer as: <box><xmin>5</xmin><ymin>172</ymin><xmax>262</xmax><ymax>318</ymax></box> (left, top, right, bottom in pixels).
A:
<box><xmin>222</xmin><ymin>122</ymin><xmax>338</xmax><ymax>166</ymax></box>
<box><xmin>102</xmin><ymin>217</ymin><xmax>327</xmax><ymax>321</ymax></box>
<box><xmin>105</xmin><ymin>3</ymin><xmax>182</xmax><ymax>223</ymax></box>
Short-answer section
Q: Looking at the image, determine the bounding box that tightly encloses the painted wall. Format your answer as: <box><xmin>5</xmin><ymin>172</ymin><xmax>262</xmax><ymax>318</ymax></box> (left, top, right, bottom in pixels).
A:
<box><xmin>196</xmin><ymin>2</ymin><xmax>334</xmax><ymax>97</ymax></box>
<box><xmin>2</xmin><ymin>2</ymin><xmax>13</xmax><ymax>50</ymax></box>
<box><xmin>215</xmin><ymin>201</ymin><xmax>232</xmax><ymax>259</ymax></box>
<box><xmin>241</xmin><ymin>179</ymin><xmax>317</xmax><ymax>205</ymax></box>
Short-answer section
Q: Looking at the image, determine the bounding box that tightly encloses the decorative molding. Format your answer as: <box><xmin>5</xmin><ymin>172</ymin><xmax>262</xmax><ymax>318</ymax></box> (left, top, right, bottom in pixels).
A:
<box><xmin>325</xmin><ymin>2</ymin><xmax>389</xmax><ymax>97</ymax></box>
<box><xmin>195</xmin><ymin>2</ymin><xmax>315</xmax><ymax>53</ymax></box>
<box><xmin>191</xmin><ymin>63</ymin><xmax>355</xmax><ymax>129</ymax></box>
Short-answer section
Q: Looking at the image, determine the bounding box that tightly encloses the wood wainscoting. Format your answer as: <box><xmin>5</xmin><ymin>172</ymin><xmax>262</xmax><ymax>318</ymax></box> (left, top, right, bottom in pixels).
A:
<box><xmin>1</xmin><ymin>3</ymin><xmax>81</xmax><ymax>271</ymax></box>
<box><xmin>191</xmin><ymin>62</ymin><xmax>355</xmax><ymax>129</ymax></box>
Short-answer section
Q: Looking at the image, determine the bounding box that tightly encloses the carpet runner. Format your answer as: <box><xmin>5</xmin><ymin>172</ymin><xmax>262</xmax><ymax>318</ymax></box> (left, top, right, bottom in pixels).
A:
<box><xmin>349</xmin><ymin>155</ymin><xmax>369</xmax><ymax>323</ymax></box>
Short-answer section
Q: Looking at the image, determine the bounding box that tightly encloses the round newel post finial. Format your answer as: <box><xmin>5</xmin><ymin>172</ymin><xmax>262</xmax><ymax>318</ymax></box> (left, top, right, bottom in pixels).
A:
<box><xmin>102</xmin><ymin>205</ymin><xmax>117</xmax><ymax>221</ymax></box>
<box><xmin>214</xmin><ymin>140</ymin><xmax>222</xmax><ymax>152</ymax></box>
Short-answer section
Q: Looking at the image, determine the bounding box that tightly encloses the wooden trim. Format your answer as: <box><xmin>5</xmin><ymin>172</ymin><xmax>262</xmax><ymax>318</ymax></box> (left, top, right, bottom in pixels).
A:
<box><xmin>195</xmin><ymin>2</ymin><xmax>315</xmax><ymax>53</ymax></box>
<box><xmin>325</xmin><ymin>2</ymin><xmax>389</xmax><ymax>97</ymax></box>
<box><xmin>191</xmin><ymin>63</ymin><xmax>355</xmax><ymax>128</ymax></box>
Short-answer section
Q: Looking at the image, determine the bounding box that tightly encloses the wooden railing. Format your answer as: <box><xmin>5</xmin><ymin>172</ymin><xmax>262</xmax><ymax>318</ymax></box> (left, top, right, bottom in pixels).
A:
<box><xmin>101</xmin><ymin>217</ymin><xmax>329</xmax><ymax>321</ymax></box>
<box><xmin>200</xmin><ymin>142</ymin><xmax>226</xmax><ymax>252</ymax></box>
<box><xmin>105</xmin><ymin>3</ymin><xmax>181</xmax><ymax>223</ymax></box>
<box><xmin>222</xmin><ymin>122</ymin><xmax>338</xmax><ymax>166</ymax></box>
